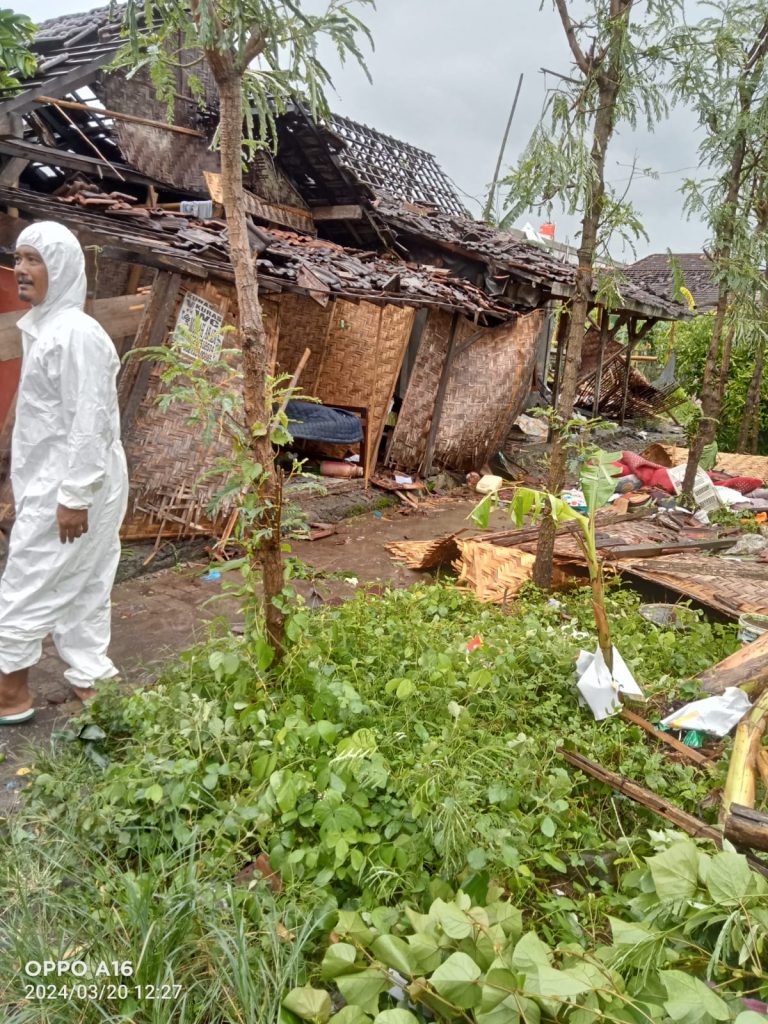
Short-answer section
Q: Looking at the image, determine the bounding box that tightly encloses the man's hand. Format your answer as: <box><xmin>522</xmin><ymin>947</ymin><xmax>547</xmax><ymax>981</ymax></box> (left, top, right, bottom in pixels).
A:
<box><xmin>57</xmin><ymin>504</ymin><xmax>88</xmax><ymax>544</ymax></box>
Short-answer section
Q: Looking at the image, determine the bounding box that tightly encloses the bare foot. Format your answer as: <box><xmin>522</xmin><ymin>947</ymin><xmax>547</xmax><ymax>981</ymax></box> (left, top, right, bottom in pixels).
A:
<box><xmin>0</xmin><ymin>668</ymin><xmax>33</xmax><ymax>718</ymax></box>
<box><xmin>72</xmin><ymin>686</ymin><xmax>97</xmax><ymax>703</ymax></box>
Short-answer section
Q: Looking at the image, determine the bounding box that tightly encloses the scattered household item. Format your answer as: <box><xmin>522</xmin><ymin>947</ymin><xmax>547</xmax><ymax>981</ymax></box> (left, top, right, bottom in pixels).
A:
<box><xmin>180</xmin><ymin>199</ymin><xmax>214</xmax><ymax>218</ymax></box>
<box><xmin>660</xmin><ymin>687</ymin><xmax>752</xmax><ymax>737</ymax></box>
<box><xmin>319</xmin><ymin>461</ymin><xmax>363</xmax><ymax>479</ymax></box>
<box><xmin>667</xmin><ymin>462</ymin><xmax>722</xmax><ymax>513</ymax></box>
<box><xmin>737</xmin><ymin>613</ymin><xmax>768</xmax><ymax>645</ymax></box>
<box><xmin>515</xmin><ymin>413</ymin><xmax>549</xmax><ymax>440</ymax></box>
<box><xmin>475</xmin><ymin>474</ymin><xmax>504</xmax><ymax>495</ymax></box>
<box><xmin>729</xmin><ymin>534</ymin><xmax>768</xmax><ymax>557</ymax></box>
<box><xmin>639</xmin><ymin>603</ymin><xmax>699</xmax><ymax>630</ymax></box>
<box><xmin>202</xmin><ymin>570</ymin><xmax>221</xmax><ymax>582</ymax></box>
<box><xmin>561</xmin><ymin>488</ymin><xmax>587</xmax><ymax>513</ymax></box>
<box><xmin>575</xmin><ymin>645</ymin><xmax>645</xmax><ymax>721</ymax></box>
<box><xmin>394</xmin><ymin>473</ymin><xmax>413</xmax><ymax>485</ymax></box>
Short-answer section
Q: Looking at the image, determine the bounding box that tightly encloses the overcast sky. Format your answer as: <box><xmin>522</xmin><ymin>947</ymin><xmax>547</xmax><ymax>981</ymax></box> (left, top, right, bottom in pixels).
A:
<box><xmin>21</xmin><ymin>0</ymin><xmax>707</xmax><ymax>260</ymax></box>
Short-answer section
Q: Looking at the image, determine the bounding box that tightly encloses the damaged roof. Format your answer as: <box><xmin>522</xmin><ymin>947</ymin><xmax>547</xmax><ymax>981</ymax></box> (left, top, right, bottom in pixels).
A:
<box><xmin>0</xmin><ymin>184</ymin><xmax>512</xmax><ymax>322</ymax></box>
<box><xmin>624</xmin><ymin>252</ymin><xmax>718</xmax><ymax>312</ymax></box>
<box><xmin>374</xmin><ymin>194</ymin><xmax>692</xmax><ymax>321</ymax></box>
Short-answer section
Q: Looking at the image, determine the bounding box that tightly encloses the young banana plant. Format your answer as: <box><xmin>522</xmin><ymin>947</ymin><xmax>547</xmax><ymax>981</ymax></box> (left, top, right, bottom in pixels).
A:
<box><xmin>472</xmin><ymin>448</ymin><xmax>622</xmax><ymax>669</ymax></box>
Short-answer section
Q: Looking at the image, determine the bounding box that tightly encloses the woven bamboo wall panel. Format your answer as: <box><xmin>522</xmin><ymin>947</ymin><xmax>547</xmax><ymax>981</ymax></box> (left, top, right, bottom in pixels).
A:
<box><xmin>433</xmin><ymin>310</ymin><xmax>543</xmax><ymax>473</ymax></box>
<box><xmin>122</xmin><ymin>280</ymin><xmax>236</xmax><ymax>531</ymax></box>
<box><xmin>386</xmin><ymin>309</ymin><xmax>453</xmax><ymax>469</ymax></box>
<box><xmin>270</xmin><ymin>293</ymin><xmax>333</xmax><ymax>392</ymax></box>
<box><xmin>273</xmin><ymin>297</ymin><xmax>413</xmax><ymax>475</ymax></box>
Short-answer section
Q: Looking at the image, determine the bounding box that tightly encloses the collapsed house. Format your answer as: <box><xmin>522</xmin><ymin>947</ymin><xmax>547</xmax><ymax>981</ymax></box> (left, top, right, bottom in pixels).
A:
<box><xmin>0</xmin><ymin>4</ymin><xmax>692</xmax><ymax>541</ymax></box>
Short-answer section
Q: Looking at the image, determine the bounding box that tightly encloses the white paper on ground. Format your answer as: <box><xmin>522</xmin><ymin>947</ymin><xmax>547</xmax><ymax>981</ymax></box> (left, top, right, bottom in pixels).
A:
<box><xmin>394</xmin><ymin>473</ymin><xmax>413</xmax><ymax>485</ymax></box>
<box><xmin>576</xmin><ymin>645</ymin><xmax>645</xmax><ymax>721</ymax></box>
<box><xmin>660</xmin><ymin>686</ymin><xmax>752</xmax><ymax>737</ymax></box>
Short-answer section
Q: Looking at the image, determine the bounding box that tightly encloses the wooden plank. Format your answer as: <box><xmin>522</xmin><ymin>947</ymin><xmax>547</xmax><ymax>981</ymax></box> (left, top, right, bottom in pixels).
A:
<box><xmin>0</xmin><ymin>156</ymin><xmax>28</xmax><ymax>186</ymax></box>
<box><xmin>34</xmin><ymin>96</ymin><xmax>205</xmax><ymax>138</ymax></box>
<box><xmin>619</xmin><ymin>708</ymin><xmax>711</xmax><ymax>767</ymax></box>
<box><xmin>423</xmin><ymin>312</ymin><xmax>460</xmax><ymax>476</ymax></box>
<box><xmin>203</xmin><ymin>171</ymin><xmax>314</xmax><ymax>232</ymax></box>
<box><xmin>312</xmin><ymin>204</ymin><xmax>364</xmax><ymax>222</ymax></box>
<box><xmin>724</xmin><ymin>804</ymin><xmax>768</xmax><ymax>852</ymax></box>
<box><xmin>0</xmin><ymin>294</ymin><xmax>148</xmax><ymax>362</ymax></box>
<box><xmin>0</xmin><ymin>137</ymin><xmax>162</xmax><ymax>186</ymax></box>
<box><xmin>698</xmin><ymin>631</ymin><xmax>768</xmax><ymax>694</ymax></box>
<box><xmin>120</xmin><ymin>272</ymin><xmax>182</xmax><ymax>440</ymax></box>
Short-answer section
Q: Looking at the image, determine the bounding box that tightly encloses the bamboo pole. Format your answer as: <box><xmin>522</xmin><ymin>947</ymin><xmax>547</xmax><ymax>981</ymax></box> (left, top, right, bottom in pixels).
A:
<box><xmin>35</xmin><ymin>96</ymin><xmax>205</xmax><ymax>137</ymax></box>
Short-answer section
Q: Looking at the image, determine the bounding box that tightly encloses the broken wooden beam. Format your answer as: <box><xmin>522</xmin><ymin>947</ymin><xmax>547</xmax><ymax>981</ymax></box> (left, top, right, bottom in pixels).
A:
<box><xmin>698</xmin><ymin>631</ymin><xmax>768</xmax><ymax>695</ymax></box>
<box><xmin>312</xmin><ymin>204</ymin><xmax>364</xmax><ymax>221</ymax></box>
<box><xmin>561</xmin><ymin>749</ymin><xmax>768</xmax><ymax>878</ymax></box>
<box><xmin>723</xmin><ymin>805</ymin><xmax>768</xmax><ymax>852</ymax></box>
<box><xmin>34</xmin><ymin>96</ymin><xmax>206</xmax><ymax>137</ymax></box>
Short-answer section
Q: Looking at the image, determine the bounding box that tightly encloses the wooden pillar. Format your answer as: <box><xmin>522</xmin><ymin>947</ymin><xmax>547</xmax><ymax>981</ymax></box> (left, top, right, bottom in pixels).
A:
<box><xmin>119</xmin><ymin>271</ymin><xmax>182</xmax><ymax>441</ymax></box>
<box><xmin>548</xmin><ymin>307</ymin><xmax>570</xmax><ymax>442</ymax></box>
<box><xmin>423</xmin><ymin>313</ymin><xmax>460</xmax><ymax>476</ymax></box>
<box><xmin>593</xmin><ymin>306</ymin><xmax>609</xmax><ymax>418</ymax></box>
<box><xmin>619</xmin><ymin>320</ymin><xmax>638</xmax><ymax>426</ymax></box>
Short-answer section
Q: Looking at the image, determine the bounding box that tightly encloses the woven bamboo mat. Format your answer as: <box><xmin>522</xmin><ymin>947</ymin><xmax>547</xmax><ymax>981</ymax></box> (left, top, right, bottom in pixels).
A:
<box><xmin>454</xmin><ymin>540</ymin><xmax>537</xmax><ymax>603</ymax></box>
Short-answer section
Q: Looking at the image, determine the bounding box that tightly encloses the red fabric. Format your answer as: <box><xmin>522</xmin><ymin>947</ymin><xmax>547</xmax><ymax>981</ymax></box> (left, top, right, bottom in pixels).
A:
<box><xmin>708</xmin><ymin>472</ymin><xmax>762</xmax><ymax>495</ymax></box>
<box><xmin>616</xmin><ymin>450</ymin><xmax>675</xmax><ymax>493</ymax></box>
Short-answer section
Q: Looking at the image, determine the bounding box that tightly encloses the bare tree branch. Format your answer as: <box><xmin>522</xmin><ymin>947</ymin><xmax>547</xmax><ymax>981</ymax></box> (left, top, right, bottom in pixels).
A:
<box><xmin>553</xmin><ymin>0</ymin><xmax>590</xmax><ymax>75</ymax></box>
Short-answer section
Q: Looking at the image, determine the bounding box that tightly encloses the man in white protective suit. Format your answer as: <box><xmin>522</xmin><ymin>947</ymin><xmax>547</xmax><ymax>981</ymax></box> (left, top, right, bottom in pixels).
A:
<box><xmin>0</xmin><ymin>221</ymin><xmax>128</xmax><ymax>725</ymax></box>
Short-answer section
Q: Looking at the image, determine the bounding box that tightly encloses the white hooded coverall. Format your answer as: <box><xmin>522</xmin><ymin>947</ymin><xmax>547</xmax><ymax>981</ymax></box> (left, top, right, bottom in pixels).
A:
<box><xmin>0</xmin><ymin>222</ymin><xmax>129</xmax><ymax>687</ymax></box>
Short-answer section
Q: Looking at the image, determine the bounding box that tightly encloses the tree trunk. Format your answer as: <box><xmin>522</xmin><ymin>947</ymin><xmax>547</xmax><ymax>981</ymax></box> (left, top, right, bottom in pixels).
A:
<box><xmin>738</xmin><ymin>341</ymin><xmax>764</xmax><ymax>452</ymax></box>
<box><xmin>210</xmin><ymin>65</ymin><xmax>286</xmax><ymax>658</ymax></box>
<box><xmin>533</xmin><ymin>0</ymin><xmax>629</xmax><ymax>587</ymax></box>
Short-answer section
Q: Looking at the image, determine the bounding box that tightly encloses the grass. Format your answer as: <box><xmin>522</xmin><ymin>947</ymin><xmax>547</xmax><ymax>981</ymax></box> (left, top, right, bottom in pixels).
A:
<box><xmin>0</xmin><ymin>580</ymin><xmax>744</xmax><ymax>1022</ymax></box>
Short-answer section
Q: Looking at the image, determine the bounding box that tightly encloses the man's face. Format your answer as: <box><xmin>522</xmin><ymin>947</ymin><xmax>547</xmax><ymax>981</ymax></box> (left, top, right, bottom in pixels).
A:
<box><xmin>14</xmin><ymin>245</ymin><xmax>48</xmax><ymax>306</ymax></box>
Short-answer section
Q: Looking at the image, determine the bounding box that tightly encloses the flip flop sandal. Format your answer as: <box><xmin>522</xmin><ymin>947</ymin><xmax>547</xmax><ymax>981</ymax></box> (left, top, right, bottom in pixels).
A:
<box><xmin>0</xmin><ymin>707</ymin><xmax>35</xmax><ymax>726</ymax></box>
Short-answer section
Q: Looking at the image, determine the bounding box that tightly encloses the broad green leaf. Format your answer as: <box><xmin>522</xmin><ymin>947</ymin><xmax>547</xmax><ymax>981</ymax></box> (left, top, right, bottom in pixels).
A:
<box><xmin>282</xmin><ymin>985</ymin><xmax>332</xmax><ymax>1023</ymax></box>
<box><xmin>487</xmin><ymin>902</ymin><xmax>523</xmax><ymax>940</ymax></box>
<box><xmin>335</xmin><ymin>911</ymin><xmax>375</xmax><ymax>946</ymax></box>
<box><xmin>471</xmin><ymin>492</ymin><xmax>495</xmax><ymax>529</ymax></box>
<box><xmin>395</xmin><ymin>679</ymin><xmax>415</xmax><ymax>700</ymax></box>
<box><xmin>145</xmin><ymin>783</ymin><xmax>163</xmax><ymax>803</ymax></box>
<box><xmin>481</xmin><ymin>962</ymin><xmax>519</xmax><ymax>1012</ymax></box>
<box><xmin>735</xmin><ymin>1014</ymin><xmax>768</xmax><ymax>1024</ymax></box>
<box><xmin>706</xmin><ymin>850</ymin><xmax>763</xmax><ymax>903</ymax></box>
<box><xmin>320</xmin><ymin>942</ymin><xmax>357</xmax><ymax>981</ymax></box>
<box><xmin>330</xmin><ymin>1008</ymin><xmax>372</xmax><ymax>1024</ymax></box>
<box><xmin>429</xmin><ymin>951</ymin><xmax>483</xmax><ymax>1009</ymax></box>
<box><xmin>609</xmin><ymin>916</ymin><xmax>659</xmax><ymax>946</ymax></box>
<box><xmin>529</xmin><ymin>965</ymin><xmax>590</xmax><ymax>1000</ymax></box>
<box><xmin>648</xmin><ymin>841</ymin><xmax>701</xmax><ymax>901</ymax></box>
<box><xmin>373</xmin><ymin>1011</ymin><xmax>420</xmax><ymax>1024</ymax></box>
<box><xmin>660</xmin><ymin>970</ymin><xmax>730</xmax><ymax>1023</ymax></box>
<box><xmin>511</xmin><ymin>932</ymin><xmax>552</xmax><ymax>972</ymax></box>
<box><xmin>540</xmin><ymin>815</ymin><xmax>556</xmax><ymax>838</ymax></box>
<box><xmin>580</xmin><ymin>449</ymin><xmax>622</xmax><ymax>515</ymax></box>
<box><xmin>336</xmin><ymin>969</ymin><xmax>389</xmax><ymax>1017</ymax></box>
<box><xmin>430</xmin><ymin>898</ymin><xmax>473</xmax><ymax>940</ymax></box>
<box><xmin>371</xmin><ymin>935</ymin><xmax>415</xmax><ymax>977</ymax></box>
<box><xmin>406</xmin><ymin>931</ymin><xmax>443</xmax><ymax>974</ymax></box>
<box><xmin>510</xmin><ymin>486</ymin><xmax>542</xmax><ymax>527</ymax></box>
<box><xmin>477</xmin><ymin>995</ymin><xmax>541</xmax><ymax>1024</ymax></box>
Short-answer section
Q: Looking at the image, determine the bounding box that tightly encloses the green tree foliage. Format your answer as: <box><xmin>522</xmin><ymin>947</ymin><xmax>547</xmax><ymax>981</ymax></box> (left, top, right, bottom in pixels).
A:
<box><xmin>500</xmin><ymin>0</ymin><xmax>682</xmax><ymax>588</ymax></box>
<box><xmin>669</xmin><ymin>3</ymin><xmax>768</xmax><ymax>492</ymax></box>
<box><xmin>0</xmin><ymin>8</ymin><xmax>35</xmax><ymax>91</ymax></box>
<box><xmin>659</xmin><ymin>313</ymin><xmax>768</xmax><ymax>454</ymax></box>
